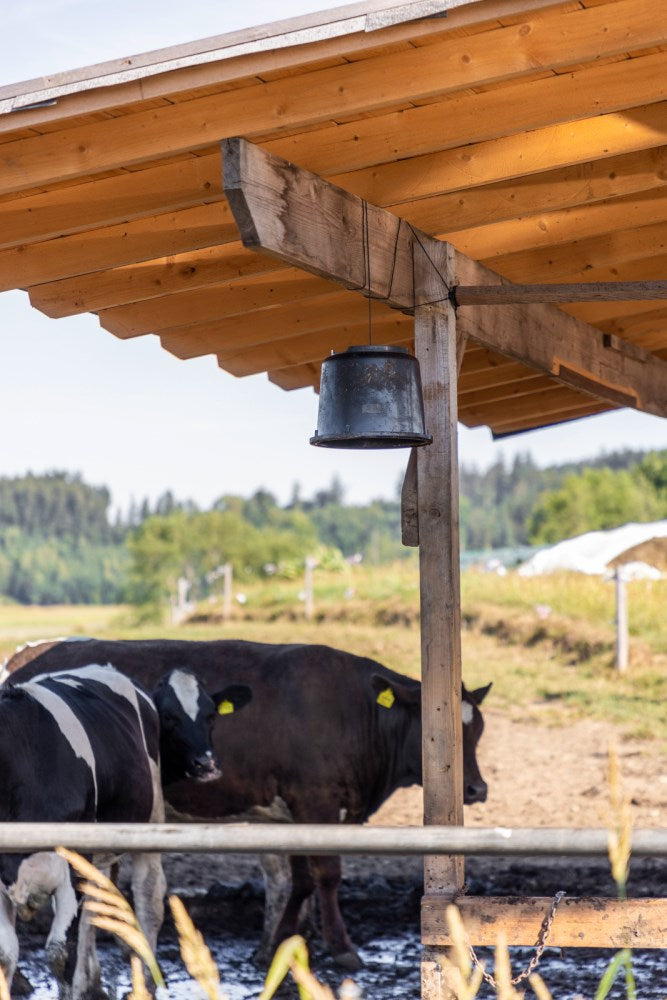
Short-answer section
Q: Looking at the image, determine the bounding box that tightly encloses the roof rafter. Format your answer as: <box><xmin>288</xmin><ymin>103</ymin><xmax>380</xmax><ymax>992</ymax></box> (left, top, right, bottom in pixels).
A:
<box><xmin>222</xmin><ymin>136</ymin><xmax>667</xmax><ymax>418</ymax></box>
<box><xmin>0</xmin><ymin>0</ymin><xmax>663</xmax><ymax>197</ymax></box>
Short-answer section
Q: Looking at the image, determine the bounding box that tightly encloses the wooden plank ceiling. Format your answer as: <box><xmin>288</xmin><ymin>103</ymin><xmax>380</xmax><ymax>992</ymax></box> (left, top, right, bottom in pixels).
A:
<box><xmin>1</xmin><ymin>0</ymin><xmax>666</xmax><ymax>436</ymax></box>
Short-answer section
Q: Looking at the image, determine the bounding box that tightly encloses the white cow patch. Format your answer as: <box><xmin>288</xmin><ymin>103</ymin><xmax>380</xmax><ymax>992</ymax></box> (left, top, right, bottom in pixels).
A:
<box><xmin>21</xmin><ymin>682</ymin><xmax>98</xmax><ymax>808</ymax></box>
<box><xmin>31</xmin><ymin>664</ymin><xmax>154</xmax><ymax>760</ymax></box>
<box><xmin>461</xmin><ymin>701</ymin><xmax>473</xmax><ymax>725</ymax></box>
<box><xmin>168</xmin><ymin>670</ymin><xmax>201</xmax><ymax>722</ymax></box>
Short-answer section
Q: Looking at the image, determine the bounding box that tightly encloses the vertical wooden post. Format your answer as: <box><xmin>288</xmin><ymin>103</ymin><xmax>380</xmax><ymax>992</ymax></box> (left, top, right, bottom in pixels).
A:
<box><xmin>615</xmin><ymin>566</ymin><xmax>629</xmax><ymax>672</ymax></box>
<box><xmin>414</xmin><ymin>240</ymin><xmax>463</xmax><ymax>1000</ymax></box>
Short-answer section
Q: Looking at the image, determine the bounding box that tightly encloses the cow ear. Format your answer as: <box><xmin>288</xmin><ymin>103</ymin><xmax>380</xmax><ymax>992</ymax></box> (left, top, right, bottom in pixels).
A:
<box><xmin>213</xmin><ymin>684</ymin><xmax>253</xmax><ymax>716</ymax></box>
<box><xmin>467</xmin><ymin>682</ymin><xmax>492</xmax><ymax>705</ymax></box>
<box><xmin>371</xmin><ymin>673</ymin><xmax>419</xmax><ymax>710</ymax></box>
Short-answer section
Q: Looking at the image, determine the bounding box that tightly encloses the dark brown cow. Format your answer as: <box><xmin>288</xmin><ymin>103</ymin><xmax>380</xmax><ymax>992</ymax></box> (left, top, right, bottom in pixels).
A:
<box><xmin>5</xmin><ymin>638</ymin><xmax>490</xmax><ymax>969</ymax></box>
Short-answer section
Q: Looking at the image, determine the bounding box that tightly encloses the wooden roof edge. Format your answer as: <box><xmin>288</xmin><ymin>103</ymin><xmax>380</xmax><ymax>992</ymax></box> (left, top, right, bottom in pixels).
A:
<box><xmin>0</xmin><ymin>0</ymin><xmax>450</xmax><ymax>112</ymax></box>
<box><xmin>0</xmin><ymin>0</ymin><xmax>548</xmax><ymax>118</ymax></box>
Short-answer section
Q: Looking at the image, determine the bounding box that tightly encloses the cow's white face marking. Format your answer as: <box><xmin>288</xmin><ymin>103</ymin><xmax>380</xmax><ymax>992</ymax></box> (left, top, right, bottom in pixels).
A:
<box><xmin>169</xmin><ymin>670</ymin><xmax>200</xmax><ymax>722</ymax></box>
<box><xmin>461</xmin><ymin>701</ymin><xmax>473</xmax><ymax>725</ymax></box>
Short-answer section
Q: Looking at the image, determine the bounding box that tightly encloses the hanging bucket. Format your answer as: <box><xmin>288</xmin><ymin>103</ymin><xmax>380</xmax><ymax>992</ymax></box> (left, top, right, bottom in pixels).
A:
<box><xmin>310</xmin><ymin>345</ymin><xmax>432</xmax><ymax>449</ymax></box>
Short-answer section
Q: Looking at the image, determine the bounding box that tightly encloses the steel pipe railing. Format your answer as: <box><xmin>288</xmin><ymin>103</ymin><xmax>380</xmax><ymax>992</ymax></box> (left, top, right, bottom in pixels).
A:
<box><xmin>0</xmin><ymin>823</ymin><xmax>664</xmax><ymax>857</ymax></box>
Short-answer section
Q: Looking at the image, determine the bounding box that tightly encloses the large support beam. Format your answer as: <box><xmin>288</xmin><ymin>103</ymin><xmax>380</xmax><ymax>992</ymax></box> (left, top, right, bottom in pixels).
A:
<box><xmin>222</xmin><ymin>137</ymin><xmax>667</xmax><ymax>419</ymax></box>
<box><xmin>413</xmin><ymin>243</ymin><xmax>464</xmax><ymax>1000</ymax></box>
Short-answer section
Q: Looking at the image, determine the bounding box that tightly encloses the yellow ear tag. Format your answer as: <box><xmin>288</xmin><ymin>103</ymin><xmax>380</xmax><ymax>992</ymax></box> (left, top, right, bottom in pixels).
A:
<box><xmin>376</xmin><ymin>687</ymin><xmax>395</xmax><ymax>709</ymax></box>
<box><xmin>218</xmin><ymin>700</ymin><xmax>234</xmax><ymax>715</ymax></box>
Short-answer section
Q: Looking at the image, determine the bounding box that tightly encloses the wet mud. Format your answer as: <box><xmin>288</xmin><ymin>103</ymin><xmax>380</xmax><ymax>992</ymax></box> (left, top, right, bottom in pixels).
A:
<box><xmin>13</xmin><ymin>853</ymin><xmax>667</xmax><ymax>999</ymax></box>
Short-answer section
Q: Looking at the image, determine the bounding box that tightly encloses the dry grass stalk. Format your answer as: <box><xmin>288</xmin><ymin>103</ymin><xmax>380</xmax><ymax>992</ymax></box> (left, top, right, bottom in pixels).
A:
<box><xmin>444</xmin><ymin>904</ymin><xmax>484</xmax><ymax>1000</ymax></box>
<box><xmin>0</xmin><ymin>965</ymin><xmax>10</xmax><ymax>1000</ymax></box>
<box><xmin>259</xmin><ymin>934</ymin><xmax>336</xmax><ymax>1000</ymax></box>
<box><xmin>56</xmin><ymin>847</ymin><xmax>164</xmax><ymax>989</ymax></box>
<box><xmin>528</xmin><ymin>972</ymin><xmax>554</xmax><ymax>1000</ymax></box>
<box><xmin>607</xmin><ymin>745</ymin><xmax>632</xmax><ymax>897</ymax></box>
<box><xmin>127</xmin><ymin>955</ymin><xmax>152</xmax><ymax>1000</ymax></box>
<box><xmin>168</xmin><ymin>894</ymin><xmax>222</xmax><ymax>1000</ymax></box>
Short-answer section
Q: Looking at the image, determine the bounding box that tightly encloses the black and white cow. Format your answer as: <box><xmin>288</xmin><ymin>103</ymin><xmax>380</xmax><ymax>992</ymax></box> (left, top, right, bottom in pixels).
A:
<box><xmin>0</xmin><ymin>664</ymin><xmax>165</xmax><ymax>999</ymax></box>
<box><xmin>0</xmin><ymin>663</ymin><xmax>252</xmax><ymax>998</ymax></box>
<box><xmin>7</xmin><ymin>639</ymin><xmax>489</xmax><ymax>970</ymax></box>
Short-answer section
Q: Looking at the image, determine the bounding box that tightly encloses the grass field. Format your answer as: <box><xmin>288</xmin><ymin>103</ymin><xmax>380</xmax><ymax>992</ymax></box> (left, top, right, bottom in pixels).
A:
<box><xmin>1</xmin><ymin>563</ymin><xmax>664</xmax><ymax>745</ymax></box>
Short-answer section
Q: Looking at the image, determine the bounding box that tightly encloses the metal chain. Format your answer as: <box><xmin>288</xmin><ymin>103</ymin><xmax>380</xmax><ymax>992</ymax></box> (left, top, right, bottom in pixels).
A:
<box><xmin>467</xmin><ymin>890</ymin><xmax>566</xmax><ymax>989</ymax></box>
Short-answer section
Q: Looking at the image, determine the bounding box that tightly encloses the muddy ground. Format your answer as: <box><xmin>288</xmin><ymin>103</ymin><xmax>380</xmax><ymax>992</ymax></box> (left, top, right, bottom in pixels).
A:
<box><xmin>15</xmin><ymin>710</ymin><xmax>667</xmax><ymax>998</ymax></box>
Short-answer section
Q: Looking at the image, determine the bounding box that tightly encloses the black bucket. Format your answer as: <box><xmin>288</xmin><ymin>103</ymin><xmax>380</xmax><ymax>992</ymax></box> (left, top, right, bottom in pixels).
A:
<box><xmin>310</xmin><ymin>345</ymin><xmax>432</xmax><ymax>449</ymax></box>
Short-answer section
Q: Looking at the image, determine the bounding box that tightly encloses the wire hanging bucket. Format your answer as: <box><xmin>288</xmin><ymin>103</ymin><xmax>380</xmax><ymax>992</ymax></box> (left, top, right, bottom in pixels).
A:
<box><xmin>310</xmin><ymin>345</ymin><xmax>432</xmax><ymax>449</ymax></box>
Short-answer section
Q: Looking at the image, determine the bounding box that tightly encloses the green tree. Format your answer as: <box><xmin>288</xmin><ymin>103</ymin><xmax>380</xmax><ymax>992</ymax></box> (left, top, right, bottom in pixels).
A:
<box><xmin>527</xmin><ymin>467</ymin><xmax>663</xmax><ymax>545</ymax></box>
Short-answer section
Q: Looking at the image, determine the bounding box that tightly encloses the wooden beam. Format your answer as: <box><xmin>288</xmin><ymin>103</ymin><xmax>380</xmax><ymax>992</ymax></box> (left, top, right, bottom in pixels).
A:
<box><xmin>4</xmin><ymin>60</ymin><xmax>666</xmax><ymax>262</ymax></box>
<box><xmin>422</xmin><ymin>896</ymin><xmax>667</xmax><ymax>949</ymax></box>
<box><xmin>28</xmin><ymin>244</ymin><xmax>279</xmax><ymax>318</ymax></box>
<box><xmin>0</xmin><ymin>202</ymin><xmax>236</xmax><ymax>293</ymax></box>
<box><xmin>100</xmin><ymin>269</ymin><xmax>336</xmax><ymax>339</ymax></box>
<box><xmin>454</xmin><ymin>254</ymin><xmax>667</xmax><ymax>418</ymax></box>
<box><xmin>487</xmin><ymin>218</ymin><xmax>667</xmax><ymax>283</ymax></box>
<box><xmin>1</xmin><ymin>0</ymin><xmax>664</xmax><ymax>197</ymax></box>
<box><xmin>268</xmin><ymin>364</ymin><xmax>320</xmax><ymax>391</ymax></box>
<box><xmin>455</xmin><ymin>280</ymin><xmax>667</xmax><ymax>305</ymax></box>
<box><xmin>161</xmin><ymin>292</ymin><xmax>379</xmax><ymax>359</ymax></box>
<box><xmin>414</xmin><ymin>238</ymin><xmax>464</xmax><ymax>1000</ymax></box>
<box><xmin>212</xmin><ymin>317</ymin><xmax>412</xmax><ymax>376</ymax></box>
<box><xmin>455</xmin><ymin>188</ymin><xmax>667</xmax><ymax>263</ymax></box>
<box><xmin>223</xmin><ymin>137</ymin><xmax>667</xmax><ymax>418</ymax></box>
<box><xmin>343</xmin><ymin>106</ymin><xmax>667</xmax><ymax>221</ymax></box>
<box><xmin>277</xmin><ymin>49</ymin><xmax>667</xmax><ymax>178</ymax></box>
<box><xmin>0</xmin><ymin>152</ymin><xmax>225</xmax><ymax>252</ymax></box>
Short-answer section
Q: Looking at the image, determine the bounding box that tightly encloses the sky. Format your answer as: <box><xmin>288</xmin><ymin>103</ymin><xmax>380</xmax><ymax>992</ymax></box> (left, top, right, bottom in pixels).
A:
<box><xmin>1</xmin><ymin>0</ymin><xmax>666</xmax><ymax>517</ymax></box>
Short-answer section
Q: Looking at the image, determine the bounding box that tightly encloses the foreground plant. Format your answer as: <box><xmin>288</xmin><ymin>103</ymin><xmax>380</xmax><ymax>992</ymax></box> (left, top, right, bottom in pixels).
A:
<box><xmin>596</xmin><ymin>747</ymin><xmax>636</xmax><ymax>1000</ymax></box>
<box><xmin>56</xmin><ymin>847</ymin><xmax>164</xmax><ymax>990</ymax></box>
<box><xmin>260</xmin><ymin>934</ymin><xmax>359</xmax><ymax>1000</ymax></box>
<box><xmin>443</xmin><ymin>903</ymin><xmax>553</xmax><ymax>1000</ymax></box>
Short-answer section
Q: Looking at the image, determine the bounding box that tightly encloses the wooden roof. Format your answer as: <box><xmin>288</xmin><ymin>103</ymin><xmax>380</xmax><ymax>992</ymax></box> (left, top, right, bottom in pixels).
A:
<box><xmin>1</xmin><ymin>0</ymin><xmax>666</xmax><ymax>436</ymax></box>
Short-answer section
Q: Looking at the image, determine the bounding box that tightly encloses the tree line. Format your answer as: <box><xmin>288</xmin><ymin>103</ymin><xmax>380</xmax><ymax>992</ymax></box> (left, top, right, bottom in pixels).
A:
<box><xmin>0</xmin><ymin>449</ymin><xmax>665</xmax><ymax>605</ymax></box>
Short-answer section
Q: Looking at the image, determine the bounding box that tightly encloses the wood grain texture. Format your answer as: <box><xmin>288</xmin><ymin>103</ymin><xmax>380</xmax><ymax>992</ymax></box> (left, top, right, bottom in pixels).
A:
<box><xmin>422</xmin><ymin>895</ymin><xmax>667</xmax><ymax>948</ymax></box>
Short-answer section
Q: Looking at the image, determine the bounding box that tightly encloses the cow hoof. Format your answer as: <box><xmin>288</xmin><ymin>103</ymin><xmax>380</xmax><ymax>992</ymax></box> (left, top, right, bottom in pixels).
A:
<box><xmin>332</xmin><ymin>949</ymin><xmax>363</xmax><ymax>971</ymax></box>
<box><xmin>11</xmin><ymin>968</ymin><xmax>33</xmax><ymax>996</ymax></box>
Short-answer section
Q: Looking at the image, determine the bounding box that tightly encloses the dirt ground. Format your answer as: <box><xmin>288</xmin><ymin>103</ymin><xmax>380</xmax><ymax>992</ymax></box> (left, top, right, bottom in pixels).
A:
<box><xmin>15</xmin><ymin>710</ymin><xmax>666</xmax><ymax>999</ymax></box>
<box><xmin>157</xmin><ymin>710</ymin><xmax>666</xmax><ymax>997</ymax></box>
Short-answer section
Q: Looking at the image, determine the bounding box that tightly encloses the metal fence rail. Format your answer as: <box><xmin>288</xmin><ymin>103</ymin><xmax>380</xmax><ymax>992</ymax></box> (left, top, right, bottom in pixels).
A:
<box><xmin>0</xmin><ymin>823</ymin><xmax>664</xmax><ymax>856</ymax></box>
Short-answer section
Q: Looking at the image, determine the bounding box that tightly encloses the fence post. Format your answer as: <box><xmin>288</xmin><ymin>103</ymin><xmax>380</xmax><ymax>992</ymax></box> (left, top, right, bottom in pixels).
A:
<box><xmin>614</xmin><ymin>566</ymin><xmax>629</xmax><ymax>673</ymax></box>
<box><xmin>222</xmin><ymin>563</ymin><xmax>233</xmax><ymax>622</ymax></box>
<box><xmin>304</xmin><ymin>556</ymin><xmax>316</xmax><ymax>620</ymax></box>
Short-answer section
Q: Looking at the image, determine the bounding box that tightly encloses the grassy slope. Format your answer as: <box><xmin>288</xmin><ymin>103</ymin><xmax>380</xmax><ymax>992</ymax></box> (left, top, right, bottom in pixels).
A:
<box><xmin>0</xmin><ymin>564</ymin><xmax>664</xmax><ymax>745</ymax></box>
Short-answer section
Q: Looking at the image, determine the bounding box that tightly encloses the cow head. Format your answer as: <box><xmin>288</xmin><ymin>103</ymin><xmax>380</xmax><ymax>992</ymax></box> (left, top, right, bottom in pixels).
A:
<box><xmin>152</xmin><ymin>669</ymin><xmax>252</xmax><ymax>785</ymax></box>
<box><xmin>461</xmin><ymin>683</ymin><xmax>491</xmax><ymax>804</ymax></box>
<box><xmin>371</xmin><ymin>674</ymin><xmax>491</xmax><ymax>805</ymax></box>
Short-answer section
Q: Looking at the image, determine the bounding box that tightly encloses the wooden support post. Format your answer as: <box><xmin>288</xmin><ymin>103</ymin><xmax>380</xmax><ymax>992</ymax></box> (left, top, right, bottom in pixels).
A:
<box><xmin>401</xmin><ymin>333</ymin><xmax>467</xmax><ymax>548</ymax></box>
<box><xmin>414</xmin><ymin>241</ymin><xmax>463</xmax><ymax>1000</ymax></box>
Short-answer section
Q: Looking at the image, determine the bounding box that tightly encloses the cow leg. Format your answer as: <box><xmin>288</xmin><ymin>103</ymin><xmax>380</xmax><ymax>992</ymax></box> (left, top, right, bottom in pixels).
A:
<box><xmin>130</xmin><ymin>853</ymin><xmax>166</xmax><ymax>958</ymax></box>
<box><xmin>270</xmin><ymin>856</ymin><xmax>316</xmax><ymax>952</ymax></box>
<box><xmin>308</xmin><ymin>855</ymin><xmax>362</xmax><ymax>971</ymax></box>
<box><xmin>0</xmin><ymin>882</ymin><xmax>18</xmax><ymax>994</ymax></box>
<box><xmin>253</xmin><ymin>853</ymin><xmax>292</xmax><ymax>965</ymax></box>
<box><xmin>70</xmin><ymin>902</ymin><xmax>106</xmax><ymax>1000</ymax></box>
